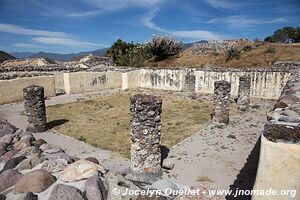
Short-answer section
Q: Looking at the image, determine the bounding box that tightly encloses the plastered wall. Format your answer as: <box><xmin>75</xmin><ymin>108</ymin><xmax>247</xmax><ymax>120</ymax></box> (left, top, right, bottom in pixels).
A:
<box><xmin>0</xmin><ymin>76</ymin><xmax>55</xmax><ymax>104</ymax></box>
<box><xmin>63</xmin><ymin>71</ymin><xmax>122</xmax><ymax>94</ymax></box>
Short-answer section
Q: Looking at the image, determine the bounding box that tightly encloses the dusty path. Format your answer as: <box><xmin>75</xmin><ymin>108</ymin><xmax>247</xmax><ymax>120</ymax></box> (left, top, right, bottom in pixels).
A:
<box><xmin>162</xmin><ymin>100</ymin><xmax>272</xmax><ymax>192</ymax></box>
<box><xmin>0</xmin><ymin>90</ymin><xmax>272</xmax><ymax>194</ymax></box>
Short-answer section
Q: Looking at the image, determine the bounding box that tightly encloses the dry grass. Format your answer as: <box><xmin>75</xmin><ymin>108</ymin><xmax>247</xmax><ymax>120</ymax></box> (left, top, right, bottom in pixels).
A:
<box><xmin>46</xmin><ymin>90</ymin><xmax>213</xmax><ymax>158</ymax></box>
<box><xmin>151</xmin><ymin>43</ymin><xmax>300</xmax><ymax>68</ymax></box>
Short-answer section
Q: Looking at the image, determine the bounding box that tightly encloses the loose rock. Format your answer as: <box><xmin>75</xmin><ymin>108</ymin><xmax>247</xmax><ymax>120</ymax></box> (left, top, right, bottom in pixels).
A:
<box><xmin>13</xmin><ymin>169</ymin><xmax>56</xmax><ymax>193</ymax></box>
<box><xmin>49</xmin><ymin>184</ymin><xmax>85</xmax><ymax>200</ymax></box>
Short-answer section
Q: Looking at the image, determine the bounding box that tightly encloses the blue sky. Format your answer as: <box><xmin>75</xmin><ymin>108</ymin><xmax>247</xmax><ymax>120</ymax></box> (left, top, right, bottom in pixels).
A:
<box><xmin>0</xmin><ymin>0</ymin><xmax>299</xmax><ymax>53</ymax></box>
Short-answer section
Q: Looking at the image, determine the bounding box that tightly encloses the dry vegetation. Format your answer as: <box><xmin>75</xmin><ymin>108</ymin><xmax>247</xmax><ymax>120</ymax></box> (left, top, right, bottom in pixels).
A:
<box><xmin>152</xmin><ymin>43</ymin><xmax>300</xmax><ymax>68</ymax></box>
<box><xmin>46</xmin><ymin>90</ymin><xmax>214</xmax><ymax>157</ymax></box>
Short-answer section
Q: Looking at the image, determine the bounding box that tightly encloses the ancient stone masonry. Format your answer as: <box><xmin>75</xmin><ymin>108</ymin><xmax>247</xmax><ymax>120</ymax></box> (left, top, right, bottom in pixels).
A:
<box><xmin>129</xmin><ymin>94</ymin><xmax>162</xmax><ymax>176</ymax></box>
<box><xmin>264</xmin><ymin>68</ymin><xmax>300</xmax><ymax>144</ymax></box>
<box><xmin>212</xmin><ymin>81</ymin><xmax>231</xmax><ymax>125</ymax></box>
<box><xmin>23</xmin><ymin>85</ymin><xmax>47</xmax><ymax>132</ymax></box>
<box><xmin>184</xmin><ymin>71</ymin><xmax>196</xmax><ymax>92</ymax></box>
<box><xmin>237</xmin><ymin>75</ymin><xmax>251</xmax><ymax>111</ymax></box>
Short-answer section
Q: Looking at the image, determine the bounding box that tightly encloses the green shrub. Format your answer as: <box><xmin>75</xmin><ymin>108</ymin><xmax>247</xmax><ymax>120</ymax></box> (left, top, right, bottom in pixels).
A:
<box><xmin>145</xmin><ymin>35</ymin><xmax>183</xmax><ymax>61</ymax></box>
<box><xmin>107</xmin><ymin>39</ymin><xmax>151</xmax><ymax>67</ymax></box>
<box><xmin>242</xmin><ymin>45</ymin><xmax>252</xmax><ymax>52</ymax></box>
<box><xmin>266</xmin><ymin>46</ymin><xmax>276</xmax><ymax>54</ymax></box>
<box><xmin>225</xmin><ymin>48</ymin><xmax>241</xmax><ymax>61</ymax></box>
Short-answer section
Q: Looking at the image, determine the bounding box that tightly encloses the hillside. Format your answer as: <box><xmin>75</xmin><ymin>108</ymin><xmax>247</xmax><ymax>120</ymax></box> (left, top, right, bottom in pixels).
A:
<box><xmin>150</xmin><ymin>43</ymin><xmax>300</xmax><ymax>68</ymax></box>
<box><xmin>0</xmin><ymin>51</ymin><xmax>16</xmax><ymax>63</ymax></box>
<box><xmin>28</xmin><ymin>48</ymin><xmax>107</xmax><ymax>61</ymax></box>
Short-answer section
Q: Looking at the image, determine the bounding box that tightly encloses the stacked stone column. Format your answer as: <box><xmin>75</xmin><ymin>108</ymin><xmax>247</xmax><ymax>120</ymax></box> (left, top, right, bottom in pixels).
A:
<box><xmin>237</xmin><ymin>75</ymin><xmax>251</xmax><ymax>111</ymax></box>
<box><xmin>23</xmin><ymin>85</ymin><xmax>47</xmax><ymax>132</ymax></box>
<box><xmin>129</xmin><ymin>94</ymin><xmax>162</xmax><ymax>176</ymax></box>
<box><xmin>185</xmin><ymin>72</ymin><xmax>196</xmax><ymax>92</ymax></box>
<box><xmin>212</xmin><ymin>81</ymin><xmax>231</xmax><ymax>125</ymax></box>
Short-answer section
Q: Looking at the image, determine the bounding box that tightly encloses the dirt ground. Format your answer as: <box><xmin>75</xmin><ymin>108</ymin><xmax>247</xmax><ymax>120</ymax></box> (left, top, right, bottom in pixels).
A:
<box><xmin>46</xmin><ymin>89</ymin><xmax>215</xmax><ymax>157</ymax></box>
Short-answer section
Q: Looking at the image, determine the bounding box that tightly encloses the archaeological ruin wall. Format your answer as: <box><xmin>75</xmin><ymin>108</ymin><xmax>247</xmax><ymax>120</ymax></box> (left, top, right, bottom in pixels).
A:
<box><xmin>252</xmin><ymin>64</ymin><xmax>300</xmax><ymax>200</ymax></box>
<box><xmin>1</xmin><ymin>61</ymin><xmax>299</xmax><ymax>104</ymax></box>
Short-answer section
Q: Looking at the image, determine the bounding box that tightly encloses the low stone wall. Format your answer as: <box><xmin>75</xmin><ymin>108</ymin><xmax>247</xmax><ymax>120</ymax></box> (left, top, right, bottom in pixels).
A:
<box><xmin>0</xmin><ymin>76</ymin><xmax>55</xmax><ymax>104</ymax></box>
<box><xmin>63</xmin><ymin>71</ymin><xmax>122</xmax><ymax>94</ymax></box>
<box><xmin>252</xmin><ymin>68</ymin><xmax>300</xmax><ymax>200</ymax></box>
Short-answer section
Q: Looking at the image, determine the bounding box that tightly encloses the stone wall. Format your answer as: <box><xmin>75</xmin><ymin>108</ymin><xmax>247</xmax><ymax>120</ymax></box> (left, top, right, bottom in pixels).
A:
<box><xmin>252</xmin><ymin>67</ymin><xmax>300</xmax><ymax>200</ymax></box>
<box><xmin>0</xmin><ymin>76</ymin><xmax>55</xmax><ymax>104</ymax></box>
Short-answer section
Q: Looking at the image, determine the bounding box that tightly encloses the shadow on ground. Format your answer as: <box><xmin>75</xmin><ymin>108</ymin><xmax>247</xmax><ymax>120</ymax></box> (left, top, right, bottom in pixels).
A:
<box><xmin>226</xmin><ymin>136</ymin><xmax>261</xmax><ymax>200</ymax></box>
<box><xmin>47</xmin><ymin>119</ymin><xmax>69</xmax><ymax>129</ymax></box>
<box><xmin>161</xmin><ymin>145</ymin><xmax>170</xmax><ymax>162</ymax></box>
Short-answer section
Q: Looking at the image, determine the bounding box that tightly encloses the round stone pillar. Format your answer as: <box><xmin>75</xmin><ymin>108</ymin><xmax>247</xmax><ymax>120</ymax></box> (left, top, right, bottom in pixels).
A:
<box><xmin>129</xmin><ymin>94</ymin><xmax>162</xmax><ymax>176</ymax></box>
<box><xmin>237</xmin><ymin>75</ymin><xmax>251</xmax><ymax>111</ymax></box>
<box><xmin>23</xmin><ymin>85</ymin><xmax>47</xmax><ymax>132</ymax></box>
<box><xmin>212</xmin><ymin>80</ymin><xmax>231</xmax><ymax>125</ymax></box>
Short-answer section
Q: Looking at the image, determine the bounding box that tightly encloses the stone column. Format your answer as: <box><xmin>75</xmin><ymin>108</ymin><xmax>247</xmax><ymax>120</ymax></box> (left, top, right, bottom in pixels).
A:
<box><xmin>237</xmin><ymin>75</ymin><xmax>251</xmax><ymax>111</ymax></box>
<box><xmin>129</xmin><ymin>94</ymin><xmax>162</xmax><ymax>177</ymax></box>
<box><xmin>185</xmin><ymin>72</ymin><xmax>196</xmax><ymax>92</ymax></box>
<box><xmin>23</xmin><ymin>85</ymin><xmax>47</xmax><ymax>132</ymax></box>
<box><xmin>212</xmin><ymin>80</ymin><xmax>231</xmax><ymax>125</ymax></box>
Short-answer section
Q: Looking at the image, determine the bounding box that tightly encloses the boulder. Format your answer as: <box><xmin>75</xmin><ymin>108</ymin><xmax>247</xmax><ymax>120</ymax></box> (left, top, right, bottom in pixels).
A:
<box><xmin>13</xmin><ymin>169</ymin><xmax>56</xmax><ymax>193</ymax></box>
<box><xmin>85</xmin><ymin>175</ymin><xmax>107</xmax><ymax>200</ymax></box>
<box><xmin>16</xmin><ymin>146</ymin><xmax>40</xmax><ymax>157</ymax></box>
<box><xmin>162</xmin><ymin>159</ymin><xmax>175</xmax><ymax>170</ymax></box>
<box><xmin>31</xmin><ymin>139</ymin><xmax>47</xmax><ymax>148</ymax></box>
<box><xmin>49</xmin><ymin>184</ymin><xmax>85</xmax><ymax>200</ymax></box>
<box><xmin>60</xmin><ymin>160</ymin><xmax>106</xmax><ymax>182</ymax></box>
<box><xmin>1</xmin><ymin>150</ymin><xmax>19</xmax><ymax>162</ymax></box>
<box><xmin>40</xmin><ymin>144</ymin><xmax>63</xmax><ymax>154</ymax></box>
<box><xmin>42</xmin><ymin>159</ymin><xmax>68</xmax><ymax>173</ymax></box>
<box><xmin>17</xmin><ymin>154</ymin><xmax>44</xmax><ymax>171</ymax></box>
<box><xmin>0</xmin><ymin>149</ymin><xmax>7</xmax><ymax>157</ymax></box>
<box><xmin>85</xmin><ymin>157</ymin><xmax>99</xmax><ymax>165</ymax></box>
<box><xmin>0</xmin><ymin>135</ymin><xmax>14</xmax><ymax>144</ymax></box>
<box><xmin>13</xmin><ymin>135</ymin><xmax>34</xmax><ymax>151</ymax></box>
<box><xmin>0</xmin><ymin>156</ymin><xmax>26</xmax><ymax>174</ymax></box>
<box><xmin>0</xmin><ymin>169</ymin><xmax>23</xmax><ymax>192</ymax></box>
<box><xmin>44</xmin><ymin>152</ymin><xmax>73</xmax><ymax>163</ymax></box>
<box><xmin>105</xmin><ymin>171</ymin><xmax>140</xmax><ymax>200</ymax></box>
<box><xmin>0</xmin><ymin>142</ymin><xmax>8</xmax><ymax>150</ymax></box>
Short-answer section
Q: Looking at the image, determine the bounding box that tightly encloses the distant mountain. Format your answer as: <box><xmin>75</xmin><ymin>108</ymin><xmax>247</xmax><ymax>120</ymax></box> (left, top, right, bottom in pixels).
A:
<box><xmin>28</xmin><ymin>48</ymin><xmax>108</xmax><ymax>61</ymax></box>
<box><xmin>10</xmin><ymin>52</ymin><xmax>35</xmax><ymax>59</ymax></box>
<box><xmin>0</xmin><ymin>51</ymin><xmax>16</xmax><ymax>63</ymax></box>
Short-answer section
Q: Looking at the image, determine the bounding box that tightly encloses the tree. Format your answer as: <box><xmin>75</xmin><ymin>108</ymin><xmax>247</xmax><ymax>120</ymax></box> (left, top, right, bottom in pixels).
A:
<box><xmin>264</xmin><ymin>36</ymin><xmax>273</xmax><ymax>43</ymax></box>
<box><xmin>267</xmin><ymin>27</ymin><xmax>300</xmax><ymax>43</ymax></box>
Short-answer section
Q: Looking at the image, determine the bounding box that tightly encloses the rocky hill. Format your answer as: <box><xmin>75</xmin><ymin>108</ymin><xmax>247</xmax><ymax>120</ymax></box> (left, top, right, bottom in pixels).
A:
<box><xmin>0</xmin><ymin>51</ymin><xmax>16</xmax><ymax>64</ymax></box>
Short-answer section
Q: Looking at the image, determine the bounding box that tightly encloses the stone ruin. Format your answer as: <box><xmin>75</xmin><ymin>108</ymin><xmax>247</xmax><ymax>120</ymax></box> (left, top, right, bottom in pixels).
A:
<box><xmin>23</xmin><ymin>85</ymin><xmax>47</xmax><ymax>133</ymax></box>
<box><xmin>212</xmin><ymin>80</ymin><xmax>231</xmax><ymax>125</ymax></box>
<box><xmin>189</xmin><ymin>39</ymin><xmax>250</xmax><ymax>56</ymax></box>
<box><xmin>237</xmin><ymin>75</ymin><xmax>251</xmax><ymax>111</ymax></box>
<box><xmin>128</xmin><ymin>94</ymin><xmax>163</xmax><ymax>180</ymax></box>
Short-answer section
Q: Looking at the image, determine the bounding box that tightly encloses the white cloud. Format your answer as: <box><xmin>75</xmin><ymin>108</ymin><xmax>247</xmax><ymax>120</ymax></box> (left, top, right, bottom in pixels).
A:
<box><xmin>13</xmin><ymin>43</ymin><xmax>43</xmax><ymax>48</ymax></box>
<box><xmin>141</xmin><ymin>10</ymin><xmax>223</xmax><ymax>41</ymax></box>
<box><xmin>208</xmin><ymin>15</ymin><xmax>289</xmax><ymax>29</ymax></box>
<box><xmin>204</xmin><ymin>0</ymin><xmax>238</xmax><ymax>9</ymax></box>
<box><xmin>171</xmin><ymin>30</ymin><xmax>221</xmax><ymax>40</ymax></box>
<box><xmin>33</xmin><ymin>37</ymin><xmax>101</xmax><ymax>48</ymax></box>
<box><xmin>141</xmin><ymin>9</ymin><xmax>166</xmax><ymax>32</ymax></box>
<box><xmin>0</xmin><ymin>23</ymin><xmax>70</xmax><ymax>37</ymax></box>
